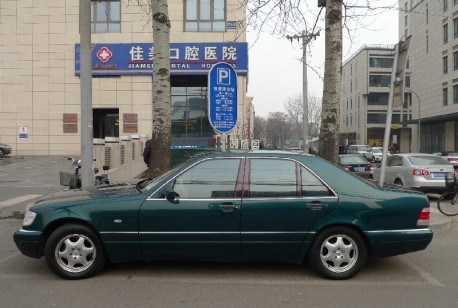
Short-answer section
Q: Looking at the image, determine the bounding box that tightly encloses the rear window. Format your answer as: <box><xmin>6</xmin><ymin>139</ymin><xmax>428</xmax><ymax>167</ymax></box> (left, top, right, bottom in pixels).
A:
<box><xmin>408</xmin><ymin>155</ymin><xmax>450</xmax><ymax>165</ymax></box>
<box><xmin>357</xmin><ymin>146</ymin><xmax>371</xmax><ymax>152</ymax></box>
<box><xmin>340</xmin><ymin>155</ymin><xmax>367</xmax><ymax>164</ymax></box>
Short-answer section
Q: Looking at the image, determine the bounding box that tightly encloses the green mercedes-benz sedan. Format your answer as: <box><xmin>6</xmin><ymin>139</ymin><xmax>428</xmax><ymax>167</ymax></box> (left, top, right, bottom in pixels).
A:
<box><xmin>14</xmin><ymin>151</ymin><xmax>433</xmax><ymax>280</ymax></box>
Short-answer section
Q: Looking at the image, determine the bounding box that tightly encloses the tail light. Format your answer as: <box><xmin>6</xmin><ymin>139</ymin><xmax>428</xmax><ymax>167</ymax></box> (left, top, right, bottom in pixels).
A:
<box><xmin>370</xmin><ymin>164</ymin><xmax>375</xmax><ymax>172</ymax></box>
<box><xmin>417</xmin><ymin>207</ymin><xmax>430</xmax><ymax>227</ymax></box>
<box><xmin>341</xmin><ymin>165</ymin><xmax>350</xmax><ymax>171</ymax></box>
<box><xmin>412</xmin><ymin>169</ymin><xmax>430</xmax><ymax>176</ymax></box>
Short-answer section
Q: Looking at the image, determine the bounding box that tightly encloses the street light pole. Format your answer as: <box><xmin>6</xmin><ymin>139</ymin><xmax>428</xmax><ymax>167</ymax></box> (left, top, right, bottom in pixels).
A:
<box><xmin>286</xmin><ymin>31</ymin><xmax>319</xmax><ymax>154</ymax></box>
<box><xmin>408</xmin><ymin>89</ymin><xmax>421</xmax><ymax>152</ymax></box>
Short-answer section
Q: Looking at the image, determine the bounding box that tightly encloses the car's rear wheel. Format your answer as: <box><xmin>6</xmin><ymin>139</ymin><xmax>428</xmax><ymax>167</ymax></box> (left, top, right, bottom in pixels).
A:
<box><xmin>394</xmin><ymin>179</ymin><xmax>403</xmax><ymax>186</ymax></box>
<box><xmin>45</xmin><ymin>223</ymin><xmax>106</xmax><ymax>279</ymax></box>
<box><xmin>0</xmin><ymin>149</ymin><xmax>4</xmax><ymax>158</ymax></box>
<box><xmin>308</xmin><ymin>226</ymin><xmax>367</xmax><ymax>280</ymax></box>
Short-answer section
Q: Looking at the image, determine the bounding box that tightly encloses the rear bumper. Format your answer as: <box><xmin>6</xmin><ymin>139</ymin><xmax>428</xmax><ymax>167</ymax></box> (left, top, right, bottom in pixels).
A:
<box><xmin>364</xmin><ymin>228</ymin><xmax>433</xmax><ymax>258</ymax></box>
<box><xmin>13</xmin><ymin>229</ymin><xmax>43</xmax><ymax>259</ymax></box>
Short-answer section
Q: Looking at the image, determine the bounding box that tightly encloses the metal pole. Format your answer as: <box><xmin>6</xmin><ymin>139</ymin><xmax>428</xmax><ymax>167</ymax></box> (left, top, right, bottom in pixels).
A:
<box><xmin>410</xmin><ymin>90</ymin><xmax>421</xmax><ymax>152</ymax></box>
<box><xmin>302</xmin><ymin>30</ymin><xmax>309</xmax><ymax>154</ymax></box>
<box><xmin>379</xmin><ymin>44</ymin><xmax>400</xmax><ymax>187</ymax></box>
<box><xmin>79</xmin><ymin>0</ymin><xmax>95</xmax><ymax>191</ymax></box>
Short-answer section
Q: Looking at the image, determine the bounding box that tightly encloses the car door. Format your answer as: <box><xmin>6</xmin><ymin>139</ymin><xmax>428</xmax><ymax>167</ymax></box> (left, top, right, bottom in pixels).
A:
<box><xmin>138</xmin><ymin>157</ymin><xmax>243</xmax><ymax>260</ymax></box>
<box><xmin>384</xmin><ymin>155</ymin><xmax>402</xmax><ymax>183</ymax></box>
<box><xmin>240</xmin><ymin>158</ymin><xmax>338</xmax><ymax>261</ymax></box>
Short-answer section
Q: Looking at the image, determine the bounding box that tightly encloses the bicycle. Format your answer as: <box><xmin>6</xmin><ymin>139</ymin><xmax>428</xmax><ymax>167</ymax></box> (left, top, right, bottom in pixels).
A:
<box><xmin>437</xmin><ymin>173</ymin><xmax>458</xmax><ymax>216</ymax></box>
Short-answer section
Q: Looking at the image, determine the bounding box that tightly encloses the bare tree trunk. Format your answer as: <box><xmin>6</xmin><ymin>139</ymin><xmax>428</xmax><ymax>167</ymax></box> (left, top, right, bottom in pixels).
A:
<box><xmin>150</xmin><ymin>0</ymin><xmax>171</xmax><ymax>178</ymax></box>
<box><xmin>318</xmin><ymin>0</ymin><xmax>342</xmax><ymax>164</ymax></box>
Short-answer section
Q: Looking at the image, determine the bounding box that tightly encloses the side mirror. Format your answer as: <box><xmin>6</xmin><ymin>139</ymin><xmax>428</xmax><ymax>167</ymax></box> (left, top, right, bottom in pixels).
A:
<box><xmin>165</xmin><ymin>190</ymin><xmax>180</xmax><ymax>201</ymax></box>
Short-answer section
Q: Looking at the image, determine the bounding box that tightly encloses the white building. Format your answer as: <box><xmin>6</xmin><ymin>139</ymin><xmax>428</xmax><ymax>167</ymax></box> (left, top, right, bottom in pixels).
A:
<box><xmin>0</xmin><ymin>0</ymin><xmax>253</xmax><ymax>156</ymax></box>
<box><xmin>401</xmin><ymin>0</ymin><xmax>458</xmax><ymax>153</ymax></box>
<box><xmin>340</xmin><ymin>45</ymin><xmax>412</xmax><ymax>153</ymax></box>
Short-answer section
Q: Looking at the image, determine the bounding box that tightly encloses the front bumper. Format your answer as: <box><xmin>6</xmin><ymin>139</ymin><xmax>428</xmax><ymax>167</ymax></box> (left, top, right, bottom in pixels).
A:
<box><xmin>13</xmin><ymin>229</ymin><xmax>43</xmax><ymax>259</ymax></box>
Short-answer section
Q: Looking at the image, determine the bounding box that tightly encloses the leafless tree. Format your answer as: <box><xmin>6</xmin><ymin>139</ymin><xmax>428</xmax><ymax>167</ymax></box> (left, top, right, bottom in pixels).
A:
<box><xmin>266</xmin><ymin>112</ymin><xmax>291</xmax><ymax>148</ymax></box>
<box><xmin>244</xmin><ymin>0</ymin><xmax>398</xmax><ymax>162</ymax></box>
<box><xmin>128</xmin><ymin>0</ymin><xmax>171</xmax><ymax>177</ymax></box>
<box><xmin>253</xmin><ymin>115</ymin><xmax>267</xmax><ymax>146</ymax></box>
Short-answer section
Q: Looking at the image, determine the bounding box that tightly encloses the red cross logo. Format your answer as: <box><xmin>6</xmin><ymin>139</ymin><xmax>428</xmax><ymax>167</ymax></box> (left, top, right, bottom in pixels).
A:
<box><xmin>97</xmin><ymin>47</ymin><xmax>112</xmax><ymax>63</ymax></box>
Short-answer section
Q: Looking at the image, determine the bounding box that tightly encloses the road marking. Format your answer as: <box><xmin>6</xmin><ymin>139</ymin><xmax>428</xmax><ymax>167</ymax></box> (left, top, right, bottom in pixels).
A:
<box><xmin>0</xmin><ymin>195</ymin><xmax>42</xmax><ymax>209</ymax></box>
<box><xmin>400</xmin><ymin>255</ymin><xmax>445</xmax><ymax>287</ymax></box>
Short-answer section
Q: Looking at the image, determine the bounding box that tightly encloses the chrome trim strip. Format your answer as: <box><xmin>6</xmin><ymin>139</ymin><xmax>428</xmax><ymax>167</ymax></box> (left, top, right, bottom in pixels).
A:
<box><xmin>145</xmin><ymin>196</ymin><xmax>338</xmax><ymax>202</ymax></box>
<box><xmin>100</xmin><ymin>231</ymin><xmax>315</xmax><ymax>235</ymax></box>
<box><xmin>17</xmin><ymin>229</ymin><xmax>40</xmax><ymax>233</ymax></box>
<box><xmin>365</xmin><ymin>228</ymin><xmax>431</xmax><ymax>234</ymax></box>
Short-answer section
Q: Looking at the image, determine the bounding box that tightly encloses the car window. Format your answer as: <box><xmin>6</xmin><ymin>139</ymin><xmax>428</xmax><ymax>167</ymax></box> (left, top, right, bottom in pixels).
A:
<box><xmin>357</xmin><ymin>146</ymin><xmax>370</xmax><ymax>151</ymax></box>
<box><xmin>389</xmin><ymin>156</ymin><xmax>403</xmax><ymax>166</ymax></box>
<box><xmin>372</xmin><ymin>148</ymin><xmax>382</xmax><ymax>153</ymax></box>
<box><xmin>339</xmin><ymin>155</ymin><xmax>367</xmax><ymax>164</ymax></box>
<box><xmin>301</xmin><ymin>167</ymin><xmax>333</xmax><ymax>196</ymax></box>
<box><xmin>249</xmin><ymin>159</ymin><xmax>297</xmax><ymax>198</ymax></box>
<box><xmin>172</xmin><ymin>158</ymin><xmax>240</xmax><ymax>198</ymax></box>
<box><xmin>408</xmin><ymin>155</ymin><xmax>450</xmax><ymax>165</ymax></box>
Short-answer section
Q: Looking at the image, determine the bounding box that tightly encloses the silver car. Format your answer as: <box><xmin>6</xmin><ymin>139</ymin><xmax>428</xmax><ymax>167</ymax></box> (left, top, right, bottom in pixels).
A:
<box><xmin>370</xmin><ymin>153</ymin><xmax>453</xmax><ymax>193</ymax></box>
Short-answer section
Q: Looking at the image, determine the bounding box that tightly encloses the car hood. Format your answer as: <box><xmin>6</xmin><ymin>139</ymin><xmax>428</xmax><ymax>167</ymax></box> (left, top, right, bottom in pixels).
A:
<box><xmin>31</xmin><ymin>183</ymin><xmax>139</xmax><ymax>207</ymax></box>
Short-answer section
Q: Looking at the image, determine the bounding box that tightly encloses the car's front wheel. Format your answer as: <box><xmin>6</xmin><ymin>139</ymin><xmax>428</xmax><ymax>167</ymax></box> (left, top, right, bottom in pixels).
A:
<box><xmin>307</xmin><ymin>226</ymin><xmax>367</xmax><ymax>280</ymax></box>
<box><xmin>0</xmin><ymin>149</ymin><xmax>4</xmax><ymax>158</ymax></box>
<box><xmin>45</xmin><ymin>223</ymin><xmax>107</xmax><ymax>279</ymax></box>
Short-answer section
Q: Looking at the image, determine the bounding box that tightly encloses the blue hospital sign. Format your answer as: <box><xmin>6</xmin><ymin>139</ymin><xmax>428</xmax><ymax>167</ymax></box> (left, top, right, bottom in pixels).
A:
<box><xmin>208</xmin><ymin>63</ymin><xmax>238</xmax><ymax>134</ymax></box>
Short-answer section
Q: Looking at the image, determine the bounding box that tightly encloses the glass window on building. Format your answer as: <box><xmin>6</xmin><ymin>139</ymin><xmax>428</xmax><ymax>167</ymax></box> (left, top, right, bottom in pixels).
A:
<box><xmin>369</xmin><ymin>74</ymin><xmax>391</xmax><ymax>87</ymax></box>
<box><xmin>444</xmin><ymin>55</ymin><xmax>449</xmax><ymax>74</ymax></box>
<box><xmin>171</xmin><ymin>76</ymin><xmax>213</xmax><ymax>142</ymax></box>
<box><xmin>369</xmin><ymin>57</ymin><xmax>394</xmax><ymax>68</ymax></box>
<box><xmin>185</xmin><ymin>0</ymin><xmax>226</xmax><ymax>32</ymax></box>
<box><xmin>368</xmin><ymin>93</ymin><xmax>389</xmax><ymax>105</ymax></box>
<box><xmin>454</xmin><ymin>18</ymin><xmax>458</xmax><ymax>38</ymax></box>
<box><xmin>444</xmin><ymin>23</ymin><xmax>449</xmax><ymax>44</ymax></box>
<box><xmin>454</xmin><ymin>85</ymin><xmax>458</xmax><ymax>104</ymax></box>
<box><xmin>91</xmin><ymin>0</ymin><xmax>121</xmax><ymax>33</ymax></box>
<box><xmin>445</xmin><ymin>0</ymin><xmax>449</xmax><ymax>12</ymax></box>
<box><xmin>443</xmin><ymin>87</ymin><xmax>449</xmax><ymax>106</ymax></box>
<box><xmin>454</xmin><ymin>51</ymin><xmax>458</xmax><ymax>70</ymax></box>
<box><xmin>367</xmin><ymin>113</ymin><xmax>387</xmax><ymax>124</ymax></box>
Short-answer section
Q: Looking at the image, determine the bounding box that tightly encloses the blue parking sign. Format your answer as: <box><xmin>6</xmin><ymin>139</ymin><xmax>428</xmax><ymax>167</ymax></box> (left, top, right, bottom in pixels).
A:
<box><xmin>208</xmin><ymin>62</ymin><xmax>238</xmax><ymax>134</ymax></box>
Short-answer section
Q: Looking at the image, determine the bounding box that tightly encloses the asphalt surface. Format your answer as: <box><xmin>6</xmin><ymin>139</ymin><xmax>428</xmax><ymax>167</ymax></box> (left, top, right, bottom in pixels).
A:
<box><xmin>0</xmin><ymin>155</ymin><xmax>454</xmax><ymax>233</ymax></box>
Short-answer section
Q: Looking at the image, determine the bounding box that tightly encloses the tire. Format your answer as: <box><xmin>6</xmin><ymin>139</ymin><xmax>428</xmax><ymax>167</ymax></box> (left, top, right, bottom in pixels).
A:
<box><xmin>368</xmin><ymin>174</ymin><xmax>374</xmax><ymax>180</ymax></box>
<box><xmin>437</xmin><ymin>191</ymin><xmax>458</xmax><ymax>216</ymax></box>
<box><xmin>45</xmin><ymin>223</ymin><xmax>107</xmax><ymax>279</ymax></box>
<box><xmin>308</xmin><ymin>226</ymin><xmax>367</xmax><ymax>280</ymax></box>
<box><xmin>0</xmin><ymin>149</ymin><xmax>4</xmax><ymax>158</ymax></box>
<box><xmin>394</xmin><ymin>179</ymin><xmax>403</xmax><ymax>186</ymax></box>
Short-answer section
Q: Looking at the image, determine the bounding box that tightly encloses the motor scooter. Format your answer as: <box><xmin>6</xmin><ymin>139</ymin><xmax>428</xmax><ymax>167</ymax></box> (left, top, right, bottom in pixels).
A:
<box><xmin>65</xmin><ymin>157</ymin><xmax>110</xmax><ymax>189</ymax></box>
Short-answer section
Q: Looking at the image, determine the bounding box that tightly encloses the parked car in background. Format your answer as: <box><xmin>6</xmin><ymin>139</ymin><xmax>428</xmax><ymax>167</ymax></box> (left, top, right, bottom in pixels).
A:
<box><xmin>338</xmin><ymin>154</ymin><xmax>374</xmax><ymax>178</ymax></box>
<box><xmin>365</xmin><ymin>147</ymin><xmax>390</xmax><ymax>163</ymax></box>
<box><xmin>288</xmin><ymin>146</ymin><xmax>301</xmax><ymax>152</ymax></box>
<box><xmin>14</xmin><ymin>151</ymin><xmax>433</xmax><ymax>280</ymax></box>
<box><xmin>0</xmin><ymin>143</ymin><xmax>12</xmax><ymax>157</ymax></box>
<box><xmin>370</xmin><ymin>153</ymin><xmax>453</xmax><ymax>193</ymax></box>
<box><xmin>346</xmin><ymin>145</ymin><xmax>371</xmax><ymax>158</ymax></box>
<box><xmin>438</xmin><ymin>152</ymin><xmax>458</xmax><ymax>164</ymax></box>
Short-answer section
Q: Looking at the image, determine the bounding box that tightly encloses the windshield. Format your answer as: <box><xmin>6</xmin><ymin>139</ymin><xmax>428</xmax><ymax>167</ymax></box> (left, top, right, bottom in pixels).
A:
<box><xmin>372</xmin><ymin>148</ymin><xmax>383</xmax><ymax>153</ymax></box>
<box><xmin>357</xmin><ymin>146</ymin><xmax>371</xmax><ymax>152</ymax></box>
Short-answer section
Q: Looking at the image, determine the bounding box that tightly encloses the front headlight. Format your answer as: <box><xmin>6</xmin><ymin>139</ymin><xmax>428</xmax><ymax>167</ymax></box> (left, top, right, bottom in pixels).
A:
<box><xmin>23</xmin><ymin>211</ymin><xmax>37</xmax><ymax>226</ymax></box>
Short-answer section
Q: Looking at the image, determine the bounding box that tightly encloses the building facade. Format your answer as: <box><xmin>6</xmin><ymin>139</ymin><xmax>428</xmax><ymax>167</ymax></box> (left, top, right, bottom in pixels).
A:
<box><xmin>401</xmin><ymin>0</ymin><xmax>458</xmax><ymax>153</ymax></box>
<box><xmin>340</xmin><ymin>45</ymin><xmax>413</xmax><ymax>152</ymax></box>
<box><xmin>0</xmin><ymin>0</ymin><xmax>252</xmax><ymax>156</ymax></box>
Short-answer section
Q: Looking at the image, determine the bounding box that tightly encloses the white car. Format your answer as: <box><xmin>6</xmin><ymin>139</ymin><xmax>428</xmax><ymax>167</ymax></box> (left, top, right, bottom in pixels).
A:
<box><xmin>365</xmin><ymin>147</ymin><xmax>387</xmax><ymax>163</ymax></box>
<box><xmin>370</xmin><ymin>153</ymin><xmax>453</xmax><ymax>193</ymax></box>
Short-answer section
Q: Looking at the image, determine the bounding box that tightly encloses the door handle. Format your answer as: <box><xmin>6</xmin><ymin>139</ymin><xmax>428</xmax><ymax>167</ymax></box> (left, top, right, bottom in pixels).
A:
<box><xmin>218</xmin><ymin>203</ymin><xmax>240</xmax><ymax>212</ymax></box>
<box><xmin>305</xmin><ymin>202</ymin><xmax>328</xmax><ymax>210</ymax></box>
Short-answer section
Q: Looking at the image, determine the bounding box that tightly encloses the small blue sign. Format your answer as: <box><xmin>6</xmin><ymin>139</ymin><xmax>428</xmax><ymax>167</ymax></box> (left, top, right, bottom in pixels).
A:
<box><xmin>208</xmin><ymin>63</ymin><xmax>238</xmax><ymax>134</ymax></box>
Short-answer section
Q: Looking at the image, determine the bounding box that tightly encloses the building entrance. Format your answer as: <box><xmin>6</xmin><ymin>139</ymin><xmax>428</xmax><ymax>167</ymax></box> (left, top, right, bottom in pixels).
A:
<box><xmin>93</xmin><ymin>108</ymin><xmax>119</xmax><ymax>139</ymax></box>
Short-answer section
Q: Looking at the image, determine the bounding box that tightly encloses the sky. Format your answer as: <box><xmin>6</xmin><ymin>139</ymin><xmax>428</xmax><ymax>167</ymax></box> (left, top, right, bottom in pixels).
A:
<box><xmin>246</xmin><ymin>5</ymin><xmax>400</xmax><ymax>118</ymax></box>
